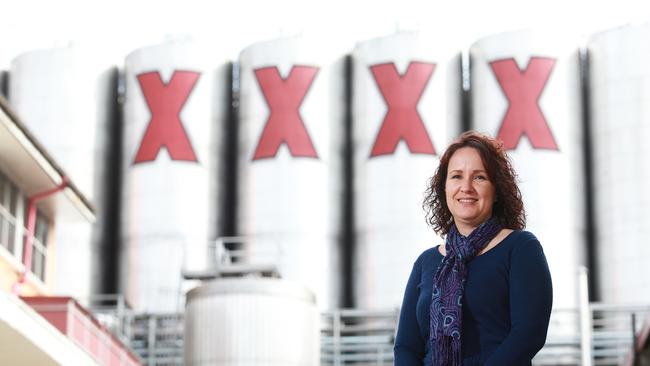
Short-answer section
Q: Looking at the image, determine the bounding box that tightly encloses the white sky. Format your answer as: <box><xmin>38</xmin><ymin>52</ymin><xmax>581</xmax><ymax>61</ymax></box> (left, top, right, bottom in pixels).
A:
<box><xmin>0</xmin><ymin>0</ymin><xmax>649</xmax><ymax>67</ymax></box>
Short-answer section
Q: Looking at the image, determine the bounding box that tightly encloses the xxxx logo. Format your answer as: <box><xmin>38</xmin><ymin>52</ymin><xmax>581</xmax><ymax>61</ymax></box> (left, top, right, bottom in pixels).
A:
<box><xmin>134</xmin><ymin>71</ymin><xmax>200</xmax><ymax>164</ymax></box>
<box><xmin>490</xmin><ymin>57</ymin><xmax>558</xmax><ymax>151</ymax></box>
<box><xmin>253</xmin><ymin>66</ymin><xmax>319</xmax><ymax>160</ymax></box>
<box><xmin>369</xmin><ymin>62</ymin><xmax>436</xmax><ymax>157</ymax></box>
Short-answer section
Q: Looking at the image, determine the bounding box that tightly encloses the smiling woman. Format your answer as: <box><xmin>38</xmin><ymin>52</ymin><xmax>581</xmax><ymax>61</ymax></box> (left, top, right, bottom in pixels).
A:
<box><xmin>444</xmin><ymin>147</ymin><xmax>496</xmax><ymax>236</ymax></box>
<box><xmin>394</xmin><ymin>131</ymin><xmax>553</xmax><ymax>366</ymax></box>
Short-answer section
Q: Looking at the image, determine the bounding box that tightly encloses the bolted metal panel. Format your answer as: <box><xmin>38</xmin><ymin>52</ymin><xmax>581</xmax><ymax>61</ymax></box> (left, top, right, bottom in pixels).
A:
<box><xmin>9</xmin><ymin>45</ymin><xmax>118</xmax><ymax>298</ymax></box>
<box><xmin>184</xmin><ymin>278</ymin><xmax>319</xmax><ymax>366</ymax></box>
<box><xmin>352</xmin><ymin>32</ymin><xmax>461</xmax><ymax>309</ymax></box>
<box><xmin>588</xmin><ymin>23</ymin><xmax>650</xmax><ymax>304</ymax></box>
<box><xmin>237</xmin><ymin>36</ymin><xmax>346</xmax><ymax>310</ymax></box>
<box><xmin>469</xmin><ymin>30</ymin><xmax>585</xmax><ymax>334</ymax></box>
<box><xmin>122</xmin><ymin>39</ymin><xmax>228</xmax><ymax>312</ymax></box>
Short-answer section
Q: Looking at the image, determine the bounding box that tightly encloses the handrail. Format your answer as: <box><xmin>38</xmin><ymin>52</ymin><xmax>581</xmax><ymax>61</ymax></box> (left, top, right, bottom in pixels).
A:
<box><xmin>83</xmin><ymin>298</ymin><xmax>650</xmax><ymax>366</ymax></box>
<box><xmin>183</xmin><ymin>237</ymin><xmax>282</xmax><ymax>280</ymax></box>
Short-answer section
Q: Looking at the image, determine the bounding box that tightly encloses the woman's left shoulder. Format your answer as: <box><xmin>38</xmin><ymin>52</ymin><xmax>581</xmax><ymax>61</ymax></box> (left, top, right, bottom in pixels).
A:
<box><xmin>498</xmin><ymin>230</ymin><xmax>541</xmax><ymax>250</ymax></box>
<box><xmin>508</xmin><ymin>230</ymin><xmax>540</xmax><ymax>244</ymax></box>
<box><xmin>506</xmin><ymin>230</ymin><xmax>546</xmax><ymax>256</ymax></box>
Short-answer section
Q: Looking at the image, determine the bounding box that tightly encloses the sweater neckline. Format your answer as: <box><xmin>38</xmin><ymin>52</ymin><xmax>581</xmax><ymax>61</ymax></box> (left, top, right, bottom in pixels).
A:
<box><xmin>435</xmin><ymin>230</ymin><xmax>518</xmax><ymax>260</ymax></box>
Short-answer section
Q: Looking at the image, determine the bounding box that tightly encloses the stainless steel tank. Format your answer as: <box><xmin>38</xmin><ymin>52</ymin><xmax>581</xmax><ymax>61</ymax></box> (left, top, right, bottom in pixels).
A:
<box><xmin>470</xmin><ymin>30</ymin><xmax>585</xmax><ymax>333</ymax></box>
<box><xmin>588</xmin><ymin>23</ymin><xmax>650</xmax><ymax>304</ymax></box>
<box><xmin>8</xmin><ymin>45</ymin><xmax>117</xmax><ymax>298</ymax></box>
<box><xmin>237</xmin><ymin>36</ymin><xmax>345</xmax><ymax>309</ymax></box>
<box><xmin>122</xmin><ymin>39</ymin><xmax>228</xmax><ymax>312</ymax></box>
<box><xmin>352</xmin><ymin>32</ymin><xmax>461</xmax><ymax>309</ymax></box>
<box><xmin>184</xmin><ymin>278</ymin><xmax>319</xmax><ymax>366</ymax></box>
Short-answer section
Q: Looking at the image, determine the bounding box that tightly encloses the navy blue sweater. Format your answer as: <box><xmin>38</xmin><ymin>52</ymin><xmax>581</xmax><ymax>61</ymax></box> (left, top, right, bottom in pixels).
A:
<box><xmin>394</xmin><ymin>230</ymin><xmax>552</xmax><ymax>366</ymax></box>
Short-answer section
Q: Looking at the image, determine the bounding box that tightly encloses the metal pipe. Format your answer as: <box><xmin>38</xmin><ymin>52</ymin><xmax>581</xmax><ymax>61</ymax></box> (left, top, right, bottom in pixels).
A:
<box><xmin>579</xmin><ymin>266</ymin><xmax>594</xmax><ymax>366</ymax></box>
<box><xmin>632</xmin><ymin>313</ymin><xmax>638</xmax><ymax>366</ymax></box>
<box><xmin>12</xmin><ymin>177</ymin><xmax>68</xmax><ymax>295</ymax></box>
<box><xmin>334</xmin><ymin>310</ymin><xmax>341</xmax><ymax>366</ymax></box>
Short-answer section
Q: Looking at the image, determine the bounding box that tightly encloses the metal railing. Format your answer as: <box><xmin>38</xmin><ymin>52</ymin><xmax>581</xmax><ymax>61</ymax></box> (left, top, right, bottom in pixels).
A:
<box><xmin>319</xmin><ymin>305</ymin><xmax>650</xmax><ymax>366</ymax></box>
<box><xmin>78</xmin><ymin>294</ymin><xmax>131</xmax><ymax>346</ymax></box>
<box><xmin>589</xmin><ymin>303</ymin><xmax>650</xmax><ymax>365</ymax></box>
<box><xmin>321</xmin><ymin>308</ymin><xmax>399</xmax><ymax>366</ymax></box>
<box><xmin>86</xmin><ymin>296</ymin><xmax>649</xmax><ymax>366</ymax></box>
<box><xmin>84</xmin><ymin>245</ymin><xmax>650</xmax><ymax>366</ymax></box>
<box><xmin>26</xmin><ymin>297</ymin><xmax>141</xmax><ymax>366</ymax></box>
<box><xmin>81</xmin><ymin>295</ymin><xmax>183</xmax><ymax>366</ymax></box>
<box><xmin>126</xmin><ymin>313</ymin><xmax>184</xmax><ymax>366</ymax></box>
<box><xmin>182</xmin><ymin>237</ymin><xmax>281</xmax><ymax>280</ymax></box>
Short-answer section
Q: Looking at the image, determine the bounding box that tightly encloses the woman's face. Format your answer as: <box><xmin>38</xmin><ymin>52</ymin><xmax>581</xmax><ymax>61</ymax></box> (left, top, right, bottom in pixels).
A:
<box><xmin>445</xmin><ymin>147</ymin><xmax>496</xmax><ymax>235</ymax></box>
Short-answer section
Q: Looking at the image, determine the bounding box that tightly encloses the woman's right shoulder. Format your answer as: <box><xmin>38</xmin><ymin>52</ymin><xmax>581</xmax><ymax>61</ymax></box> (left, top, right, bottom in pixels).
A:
<box><xmin>415</xmin><ymin>245</ymin><xmax>444</xmax><ymax>265</ymax></box>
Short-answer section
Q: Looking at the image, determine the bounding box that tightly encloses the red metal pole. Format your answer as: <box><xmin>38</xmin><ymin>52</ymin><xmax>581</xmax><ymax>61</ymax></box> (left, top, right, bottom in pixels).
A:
<box><xmin>12</xmin><ymin>177</ymin><xmax>68</xmax><ymax>295</ymax></box>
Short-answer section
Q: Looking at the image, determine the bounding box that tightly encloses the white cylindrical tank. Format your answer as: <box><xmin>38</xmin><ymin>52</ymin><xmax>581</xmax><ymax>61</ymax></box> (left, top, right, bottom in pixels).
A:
<box><xmin>589</xmin><ymin>23</ymin><xmax>650</xmax><ymax>303</ymax></box>
<box><xmin>9</xmin><ymin>46</ymin><xmax>117</xmax><ymax>298</ymax></box>
<box><xmin>237</xmin><ymin>36</ymin><xmax>345</xmax><ymax>309</ymax></box>
<box><xmin>470</xmin><ymin>30</ymin><xmax>584</xmax><ymax>329</ymax></box>
<box><xmin>122</xmin><ymin>39</ymin><xmax>228</xmax><ymax>312</ymax></box>
<box><xmin>184</xmin><ymin>278</ymin><xmax>319</xmax><ymax>366</ymax></box>
<box><xmin>352</xmin><ymin>32</ymin><xmax>461</xmax><ymax>309</ymax></box>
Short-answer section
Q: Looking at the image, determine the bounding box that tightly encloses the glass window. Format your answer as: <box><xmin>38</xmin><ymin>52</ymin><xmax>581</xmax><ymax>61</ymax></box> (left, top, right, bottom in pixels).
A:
<box><xmin>31</xmin><ymin>209</ymin><xmax>49</xmax><ymax>281</ymax></box>
<box><xmin>7</xmin><ymin>184</ymin><xmax>18</xmax><ymax>254</ymax></box>
<box><xmin>0</xmin><ymin>168</ymin><xmax>50</xmax><ymax>282</ymax></box>
<box><xmin>0</xmin><ymin>171</ymin><xmax>15</xmax><ymax>252</ymax></box>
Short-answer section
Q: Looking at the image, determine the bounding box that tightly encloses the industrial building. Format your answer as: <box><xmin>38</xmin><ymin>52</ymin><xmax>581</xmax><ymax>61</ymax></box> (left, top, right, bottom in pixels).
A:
<box><xmin>0</xmin><ymin>97</ymin><xmax>138</xmax><ymax>365</ymax></box>
<box><xmin>0</xmin><ymin>24</ymin><xmax>649</xmax><ymax>366</ymax></box>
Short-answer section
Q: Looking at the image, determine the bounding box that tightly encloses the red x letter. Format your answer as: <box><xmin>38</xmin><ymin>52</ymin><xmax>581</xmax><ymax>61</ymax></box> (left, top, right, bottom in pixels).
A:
<box><xmin>490</xmin><ymin>57</ymin><xmax>558</xmax><ymax>150</ymax></box>
<box><xmin>253</xmin><ymin>66</ymin><xmax>319</xmax><ymax>160</ymax></box>
<box><xmin>133</xmin><ymin>71</ymin><xmax>200</xmax><ymax>164</ymax></box>
<box><xmin>369</xmin><ymin>62</ymin><xmax>436</xmax><ymax>157</ymax></box>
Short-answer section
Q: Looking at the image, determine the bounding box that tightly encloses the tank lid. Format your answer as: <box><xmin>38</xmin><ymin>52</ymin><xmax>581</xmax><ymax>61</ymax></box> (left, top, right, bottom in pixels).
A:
<box><xmin>186</xmin><ymin>278</ymin><xmax>316</xmax><ymax>304</ymax></box>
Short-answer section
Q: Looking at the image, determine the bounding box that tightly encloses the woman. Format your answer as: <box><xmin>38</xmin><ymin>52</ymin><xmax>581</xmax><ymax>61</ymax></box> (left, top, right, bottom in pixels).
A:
<box><xmin>394</xmin><ymin>131</ymin><xmax>552</xmax><ymax>366</ymax></box>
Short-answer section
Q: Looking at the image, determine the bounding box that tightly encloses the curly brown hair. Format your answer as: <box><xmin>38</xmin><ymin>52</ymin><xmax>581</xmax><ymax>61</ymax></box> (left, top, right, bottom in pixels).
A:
<box><xmin>423</xmin><ymin>131</ymin><xmax>525</xmax><ymax>235</ymax></box>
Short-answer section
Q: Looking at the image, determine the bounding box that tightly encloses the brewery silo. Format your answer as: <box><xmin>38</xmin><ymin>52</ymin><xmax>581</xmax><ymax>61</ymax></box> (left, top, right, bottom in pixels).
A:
<box><xmin>469</xmin><ymin>30</ymin><xmax>585</xmax><ymax>332</ymax></box>
<box><xmin>588</xmin><ymin>23</ymin><xmax>650</xmax><ymax>303</ymax></box>
<box><xmin>122</xmin><ymin>39</ymin><xmax>228</xmax><ymax>312</ymax></box>
<box><xmin>237</xmin><ymin>36</ymin><xmax>345</xmax><ymax>309</ymax></box>
<box><xmin>9</xmin><ymin>45</ymin><xmax>117</xmax><ymax>298</ymax></box>
<box><xmin>352</xmin><ymin>32</ymin><xmax>461</xmax><ymax>309</ymax></box>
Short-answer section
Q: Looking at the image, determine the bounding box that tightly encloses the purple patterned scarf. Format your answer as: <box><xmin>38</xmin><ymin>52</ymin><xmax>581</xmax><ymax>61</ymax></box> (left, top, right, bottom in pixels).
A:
<box><xmin>429</xmin><ymin>217</ymin><xmax>503</xmax><ymax>366</ymax></box>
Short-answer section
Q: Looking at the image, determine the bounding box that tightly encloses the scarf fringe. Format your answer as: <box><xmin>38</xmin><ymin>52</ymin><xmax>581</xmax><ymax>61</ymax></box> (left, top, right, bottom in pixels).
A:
<box><xmin>432</xmin><ymin>335</ymin><xmax>462</xmax><ymax>366</ymax></box>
